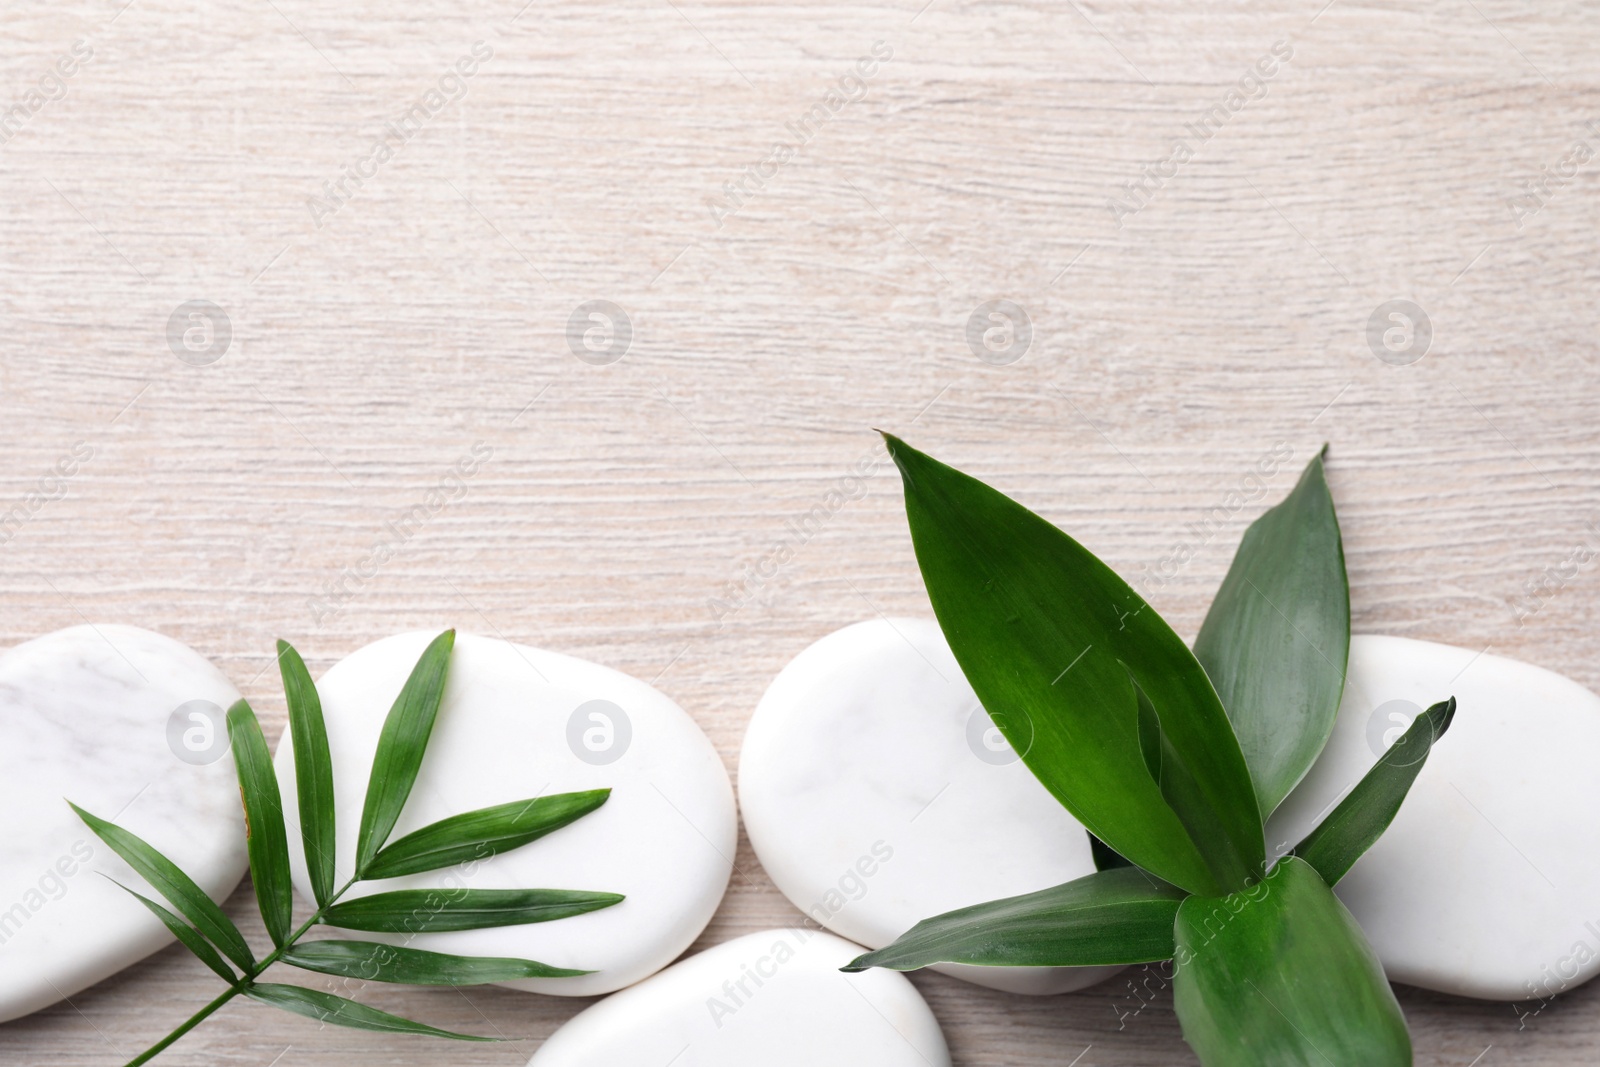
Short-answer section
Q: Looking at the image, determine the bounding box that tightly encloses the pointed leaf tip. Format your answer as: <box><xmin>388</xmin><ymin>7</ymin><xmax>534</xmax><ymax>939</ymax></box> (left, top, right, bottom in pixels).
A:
<box><xmin>1292</xmin><ymin>696</ymin><xmax>1456</xmax><ymax>886</ymax></box>
<box><xmin>843</xmin><ymin>867</ymin><xmax>1186</xmax><ymax>973</ymax></box>
<box><xmin>355</xmin><ymin>630</ymin><xmax>458</xmax><ymax>873</ymax></box>
<box><xmin>886</xmin><ymin>436</ymin><xmax>1263</xmax><ymax>896</ymax></box>
<box><xmin>1194</xmin><ymin>446</ymin><xmax>1349</xmax><ymax>816</ymax></box>
<box><xmin>278</xmin><ymin>638</ymin><xmax>337</xmax><ymax>908</ymax></box>
<box><xmin>227</xmin><ymin>699</ymin><xmax>293</xmax><ymax>946</ymax></box>
<box><xmin>364</xmin><ymin>789</ymin><xmax>612</xmax><ymax>880</ymax></box>
<box><xmin>70</xmin><ymin>800</ymin><xmax>255</xmax><ymax>971</ymax></box>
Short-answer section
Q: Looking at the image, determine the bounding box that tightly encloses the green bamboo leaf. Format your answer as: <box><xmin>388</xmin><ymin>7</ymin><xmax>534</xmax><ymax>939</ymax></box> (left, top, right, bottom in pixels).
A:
<box><xmin>1173</xmin><ymin>855</ymin><xmax>1410</xmax><ymax>1067</ymax></box>
<box><xmin>70</xmin><ymin>801</ymin><xmax>255</xmax><ymax>971</ymax></box>
<box><xmin>841</xmin><ymin>867</ymin><xmax>1186</xmax><ymax>973</ymax></box>
<box><xmin>109</xmin><ymin>879</ymin><xmax>236</xmax><ymax>983</ymax></box>
<box><xmin>282</xmin><ymin>939</ymin><xmax>588</xmax><ymax>983</ymax></box>
<box><xmin>885</xmin><ymin>434</ymin><xmax>1263</xmax><ymax>896</ymax></box>
<box><xmin>355</xmin><ymin>630</ymin><xmax>456</xmax><ymax>874</ymax></box>
<box><xmin>364</xmin><ymin>789</ymin><xmax>611</xmax><ymax>880</ymax></box>
<box><xmin>323</xmin><ymin>888</ymin><xmax>624</xmax><ymax>933</ymax></box>
<box><xmin>1194</xmin><ymin>448</ymin><xmax>1350</xmax><ymax>817</ymax></box>
<box><xmin>1293</xmin><ymin>698</ymin><xmax>1456</xmax><ymax>886</ymax></box>
<box><xmin>1128</xmin><ymin>669</ymin><xmax>1258</xmax><ymax>889</ymax></box>
<box><xmin>226</xmin><ymin>699</ymin><xmax>293</xmax><ymax>947</ymax></box>
<box><xmin>244</xmin><ymin>983</ymin><xmax>500</xmax><ymax>1041</ymax></box>
<box><xmin>278</xmin><ymin>639</ymin><xmax>337</xmax><ymax>908</ymax></box>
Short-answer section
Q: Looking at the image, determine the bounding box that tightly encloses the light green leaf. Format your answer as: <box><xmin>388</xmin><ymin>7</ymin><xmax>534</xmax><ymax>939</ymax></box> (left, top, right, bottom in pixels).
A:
<box><xmin>885</xmin><ymin>434</ymin><xmax>1263</xmax><ymax>896</ymax></box>
<box><xmin>110</xmin><ymin>879</ymin><xmax>236</xmax><ymax>983</ymax></box>
<box><xmin>323</xmin><ymin>888</ymin><xmax>624</xmax><ymax>933</ymax></box>
<box><xmin>282</xmin><ymin>939</ymin><xmax>587</xmax><ymax>983</ymax></box>
<box><xmin>226</xmin><ymin>699</ymin><xmax>293</xmax><ymax>947</ymax></box>
<box><xmin>1294</xmin><ymin>698</ymin><xmax>1456</xmax><ymax>886</ymax></box>
<box><xmin>70</xmin><ymin>801</ymin><xmax>255</xmax><ymax>972</ymax></box>
<box><xmin>365</xmin><ymin>789</ymin><xmax>610</xmax><ymax>880</ymax></box>
<box><xmin>355</xmin><ymin>630</ymin><xmax>455</xmax><ymax>874</ymax></box>
<box><xmin>244</xmin><ymin>983</ymin><xmax>499</xmax><ymax>1041</ymax></box>
<box><xmin>840</xmin><ymin>867</ymin><xmax>1186</xmax><ymax>972</ymax></box>
<box><xmin>278</xmin><ymin>639</ymin><xmax>337</xmax><ymax>908</ymax></box>
<box><xmin>1173</xmin><ymin>855</ymin><xmax>1410</xmax><ymax>1067</ymax></box>
<box><xmin>1194</xmin><ymin>448</ymin><xmax>1350</xmax><ymax>816</ymax></box>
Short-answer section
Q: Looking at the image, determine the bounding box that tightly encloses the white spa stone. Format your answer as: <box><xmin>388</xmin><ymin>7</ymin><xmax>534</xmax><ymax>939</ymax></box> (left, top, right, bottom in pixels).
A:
<box><xmin>0</xmin><ymin>625</ymin><xmax>248</xmax><ymax>1023</ymax></box>
<box><xmin>739</xmin><ymin>618</ymin><xmax>1118</xmax><ymax>996</ymax></box>
<box><xmin>526</xmin><ymin>928</ymin><xmax>950</xmax><ymax>1066</ymax></box>
<box><xmin>1268</xmin><ymin>634</ymin><xmax>1600</xmax><ymax>1001</ymax></box>
<box><xmin>274</xmin><ymin>631</ymin><xmax>735</xmax><ymax>997</ymax></box>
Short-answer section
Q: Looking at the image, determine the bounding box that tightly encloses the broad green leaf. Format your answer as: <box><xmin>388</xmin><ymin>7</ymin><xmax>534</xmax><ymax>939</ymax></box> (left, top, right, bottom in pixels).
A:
<box><xmin>226</xmin><ymin>699</ymin><xmax>293</xmax><ymax>947</ymax></box>
<box><xmin>365</xmin><ymin>789</ymin><xmax>610</xmax><ymax>880</ymax></box>
<box><xmin>1194</xmin><ymin>448</ymin><xmax>1350</xmax><ymax>816</ymax></box>
<box><xmin>1294</xmin><ymin>697</ymin><xmax>1456</xmax><ymax>886</ymax></box>
<box><xmin>244</xmin><ymin>983</ymin><xmax>499</xmax><ymax>1041</ymax></box>
<box><xmin>70</xmin><ymin>802</ymin><xmax>255</xmax><ymax>971</ymax></box>
<box><xmin>110</xmin><ymin>880</ymin><xmax>236</xmax><ymax>983</ymax></box>
<box><xmin>323</xmin><ymin>888</ymin><xmax>624</xmax><ymax>933</ymax></box>
<box><xmin>886</xmin><ymin>435</ymin><xmax>1263</xmax><ymax>895</ymax></box>
<box><xmin>278</xmin><ymin>639</ymin><xmax>337</xmax><ymax>908</ymax></box>
<box><xmin>1173</xmin><ymin>855</ymin><xmax>1410</xmax><ymax>1067</ymax></box>
<box><xmin>840</xmin><ymin>867</ymin><xmax>1186</xmax><ymax>972</ymax></box>
<box><xmin>1129</xmin><ymin>669</ymin><xmax>1259</xmax><ymax>888</ymax></box>
<box><xmin>355</xmin><ymin>630</ymin><xmax>455</xmax><ymax>874</ymax></box>
<box><xmin>282</xmin><ymin>939</ymin><xmax>587</xmax><ymax>983</ymax></box>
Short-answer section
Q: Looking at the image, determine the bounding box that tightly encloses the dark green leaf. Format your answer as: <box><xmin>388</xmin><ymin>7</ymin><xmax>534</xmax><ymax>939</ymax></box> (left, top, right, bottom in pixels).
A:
<box><xmin>355</xmin><ymin>630</ymin><xmax>455</xmax><ymax>875</ymax></box>
<box><xmin>1293</xmin><ymin>697</ymin><xmax>1456</xmax><ymax>886</ymax></box>
<box><xmin>365</xmin><ymin>789</ymin><xmax>610</xmax><ymax>880</ymax></box>
<box><xmin>70</xmin><ymin>801</ymin><xmax>255</xmax><ymax>971</ymax></box>
<box><xmin>1088</xmin><ymin>832</ymin><xmax>1132</xmax><ymax>872</ymax></box>
<box><xmin>1194</xmin><ymin>448</ymin><xmax>1350</xmax><ymax>817</ymax></box>
<box><xmin>1127</xmin><ymin>669</ymin><xmax>1260</xmax><ymax>895</ymax></box>
<box><xmin>1173</xmin><ymin>856</ymin><xmax>1410</xmax><ymax>1067</ymax></box>
<box><xmin>278</xmin><ymin>639</ymin><xmax>337</xmax><ymax>908</ymax></box>
<box><xmin>109</xmin><ymin>879</ymin><xmax>236</xmax><ymax>983</ymax></box>
<box><xmin>281</xmin><ymin>939</ymin><xmax>587</xmax><ymax>983</ymax></box>
<box><xmin>244</xmin><ymin>983</ymin><xmax>499</xmax><ymax>1041</ymax></box>
<box><xmin>841</xmin><ymin>866</ymin><xmax>1186</xmax><ymax>972</ymax></box>
<box><xmin>323</xmin><ymin>888</ymin><xmax>624</xmax><ymax>933</ymax></box>
<box><xmin>226</xmin><ymin>699</ymin><xmax>293</xmax><ymax>947</ymax></box>
<box><xmin>885</xmin><ymin>434</ymin><xmax>1263</xmax><ymax>896</ymax></box>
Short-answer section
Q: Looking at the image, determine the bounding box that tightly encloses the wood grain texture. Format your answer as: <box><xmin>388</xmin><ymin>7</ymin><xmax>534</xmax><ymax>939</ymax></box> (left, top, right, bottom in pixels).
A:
<box><xmin>2</xmin><ymin>0</ymin><xmax>1598</xmax><ymax>1062</ymax></box>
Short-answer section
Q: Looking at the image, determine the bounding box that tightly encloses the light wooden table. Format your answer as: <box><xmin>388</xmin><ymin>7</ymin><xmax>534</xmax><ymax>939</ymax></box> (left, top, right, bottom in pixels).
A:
<box><xmin>3</xmin><ymin>0</ymin><xmax>1598</xmax><ymax>1063</ymax></box>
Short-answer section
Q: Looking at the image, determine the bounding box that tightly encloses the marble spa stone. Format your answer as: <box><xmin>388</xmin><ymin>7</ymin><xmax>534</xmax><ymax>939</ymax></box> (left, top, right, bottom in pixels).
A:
<box><xmin>739</xmin><ymin>618</ymin><xmax>1118</xmax><ymax>996</ymax></box>
<box><xmin>525</xmin><ymin>929</ymin><xmax>950</xmax><ymax>1067</ymax></box>
<box><xmin>0</xmin><ymin>625</ymin><xmax>248</xmax><ymax>1022</ymax></box>
<box><xmin>274</xmin><ymin>631</ymin><xmax>735</xmax><ymax>997</ymax></box>
<box><xmin>1269</xmin><ymin>634</ymin><xmax>1600</xmax><ymax>1001</ymax></box>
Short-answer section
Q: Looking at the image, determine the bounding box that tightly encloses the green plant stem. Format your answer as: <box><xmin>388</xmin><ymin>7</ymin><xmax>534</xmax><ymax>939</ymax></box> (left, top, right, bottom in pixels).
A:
<box><xmin>122</xmin><ymin>984</ymin><xmax>243</xmax><ymax>1067</ymax></box>
<box><xmin>122</xmin><ymin>875</ymin><xmax>361</xmax><ymax>1067</ymax></box>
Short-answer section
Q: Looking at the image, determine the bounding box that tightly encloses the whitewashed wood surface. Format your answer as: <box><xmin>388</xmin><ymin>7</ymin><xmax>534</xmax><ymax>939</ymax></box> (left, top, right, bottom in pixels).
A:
<box><xmin>3</xmin><ymin>0</ymin><xmax>1598</xmax><ymax>1063</ymax></box>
